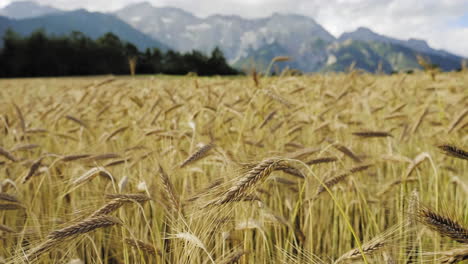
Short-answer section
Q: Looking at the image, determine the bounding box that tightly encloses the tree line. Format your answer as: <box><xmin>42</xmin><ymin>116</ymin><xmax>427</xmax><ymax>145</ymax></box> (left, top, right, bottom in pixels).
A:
<box><xmin>0</xmin><ymin>29</ymin><xmax>240</xmax><ymax>77</ymax></box>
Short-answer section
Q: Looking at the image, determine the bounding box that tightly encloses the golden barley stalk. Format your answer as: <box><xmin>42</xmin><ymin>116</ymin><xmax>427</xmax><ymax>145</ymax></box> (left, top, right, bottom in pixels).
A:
<box><xmin>125</xmin><ymin>238</ymin><xmax>161</xmax><ymax>256</ymax></box>
<box><xmin>72</xmin><ymin>167</ymin><xmax>105</xmax><ymax>186</ymax></box>
<box><xmin>13</xmin><ymin>103</ymin><xmax>26</xmax><ymax>132</ymax></box>
<box><xmin>306</xmin><ymin>157</ymin><xmax>337</xmax><ymax>165</ymax></box>
<box><xmin>352</xmin><ymin>131</ymin><xmax>393</xmax><ymax>138</ymax></box>
<box><xmin>105</xmin><ymin>126</ymin><xmax>129</xmax><ymax>142</ymax></box>
<box><xmin>218</xmin><ymin>249</ymin><xmax>248</xmax><ymax>264</ymax></box>
<box><xmin>159</xmin><ymin>165</ymin><xmax>181</xmax><ymax>212</ymax></box>
<box><xmin>448</xmin><ymin>109</ymin><xmax>468</xmax><ymax>133</ymax></box>
<box><xmin>61</xmin><ymin>154</ymin><xmax>91</xmax><ymax>162</ymax></box>
<box><xmin>180</xmin><ymin>142</ymin><xmax>215</xmax><ymax>168</ymax></box>
<box><xmin>418</xmin><ymin>206</ymin><xmax>468</xmax><ymax>243</ymax></box>
<box><xmin>105</xmin><ymin>193</ymin><xmax>150</xmax><ymax>202</ymax></box>
<box><xmin>333</xmin><ymin>143</ymin><xmax>362</xmax><ymax>163</ymax></box>
<box><xmin>208</xmin><ymin>158</ymin><xmax>288</xmax><ymax>206</ymax></box>
<box><xmin>0</xmin><ymin>193</ymin><xmax>19</xmax><ymax>203</ymax></box>
<box><xmin>65</xmin><ymin>115</ymin><xmax>88</xmax><ymax>128</ymax></box>
<box><xmin>433</xmin><ymin>245</ymin><xmax>468</xmax><ymax>264</ymax></box>
<box><xmin>26</xmin><ymin>216</ymin><xmax>121</xmax><ymax>261</ymax></box>
<box><xmin>0</xmin><ymin>203</ymin><xmax>24</xmax><ymax>210</ymax></box>
<box><xmin>410</xmin><ymin>106</ymin><xmax>428</xmax><ymax>136</ymax></box>
<box><xmin>0</xmin><ymin>146</ymin><xmax>17</xmax><ymax>162</ymax></box>
<box><xmin>334</xmin><ymin>225</ymin><xmax>400</xmax><ymax>263</ymax></box>
<box><xmin>22</xmin><ymin>158</ymin><xmax>42</xmax><ymax>183</ymax></box>
<box><xmin>259</xmin><ymin>110</ymin><xmax>277</xmax><ymax>128</ymax></box>
<box><xmin>0</xmin><ymin>224</ymin><xmax>15</xmax><ymax>233</ymax></box>
<box><xmin>438</xmin><ymin>144</ymin><xmax>468</xmax><ymax>160</ymax></box>
<box><xmin>87</xmin><ymin>153</ymin><xmax>121</xmax><ymax>161</ymax></box>
<box><xmin>404</xmin><ymin>152</ymin><xmax>430</xmax><ymax>180</ymax></box>
<box><xmin>11</xmin><ymin>144</ymin><xmax>40</xmax><ymax>152</ymax></box>
<box><xmin>277</xmin><ymin>166</ymin><xmax>305</xmax><ymax>179</ymax></box>
<box><xmin>263</xmin><ymin>89</ymin><xmax>293</xmax><ymax>108</ymax></box>
<box><xmin>335</xmin><ymin>239</ymin><xmax>386</xmax><ymax>263</ymax></box>
<box><xmin>47</xmin><ymin>215</ymin><xmax>122</xmax><ymax>240</ymax></box>
<box><xmin>315</xmin><ymin>164</ymin><xmax>373</xmax><ymax>198</ymax></box>
<box><xmin>90</xmin><ymin>194</ymin><xmax>151</xmax><ymax>217</ymax></box>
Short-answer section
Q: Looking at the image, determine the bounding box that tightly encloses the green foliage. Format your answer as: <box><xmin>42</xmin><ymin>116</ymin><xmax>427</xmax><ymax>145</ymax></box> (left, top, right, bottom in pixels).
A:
<box><xmin>0</xmin><ymin>30</ymin><xmax>239</xmax><ymax>77</ymax></box>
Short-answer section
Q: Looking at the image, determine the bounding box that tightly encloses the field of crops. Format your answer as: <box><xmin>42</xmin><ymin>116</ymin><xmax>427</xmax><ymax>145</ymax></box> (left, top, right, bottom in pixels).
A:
<box><xmin>0</xmin><ymin>72</ymin><xmax>467</xmax><ymax>263</ymax></box>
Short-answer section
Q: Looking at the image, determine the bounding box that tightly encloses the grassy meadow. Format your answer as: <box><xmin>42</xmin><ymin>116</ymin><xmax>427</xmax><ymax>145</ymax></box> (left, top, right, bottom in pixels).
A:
<box><xmin>0</xmin><ymin>71</ymin><xmax>467</xmax><ymax>263</ymax></box>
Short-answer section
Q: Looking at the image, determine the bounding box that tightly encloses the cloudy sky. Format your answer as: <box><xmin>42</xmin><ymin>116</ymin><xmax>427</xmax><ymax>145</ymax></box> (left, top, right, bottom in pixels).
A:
<box><xmin>1</xmin><ymin>0</ymin><xmax>468</xmax><ymax>56</ymax></box>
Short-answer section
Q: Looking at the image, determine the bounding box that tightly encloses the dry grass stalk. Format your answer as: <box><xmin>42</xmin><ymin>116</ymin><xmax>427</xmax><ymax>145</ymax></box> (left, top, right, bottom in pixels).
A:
<box><xmin>448</xmin><ymin>109</ymin><xmax>468</xmax><ymax>133</ymax></box>
<box><xmin>91</xmin><ymin>194</ymin><xmax>150</xmax><ymax>217</ymax></box>
<box><xmin>206</xmin><ymin>158</ymin><xmax>288</xmax><ymax>206</ymax></box>
<box><xmin>438</xmin><ymin>144</ymin><xmax>468</xmax><ymax>160</ymax></box>
<box><xmin>180</xmin><ymin>142</ymin><xmax>215</xmax><ymax>168</ymax></box>
<box><xmin>22</xmin><ymin>158</ymin><xmax>42</xmax><ymax>183</ymax></box>
<box><xmin>306</xmin><ymin>157</ymin><xmax>338</xmax><ymax>166</ymax></box>
<box><xmin>125</xmin><ymin>238</ymin><xmax>161</xmax><ymax>256</ymax></box>
<box><xmin>352</xmin><ymin>131</ymin><xmax>393</xmax><ymax>138</ymax></box>
<box><xmin>0</xmin><ymin>146</ymin><xmax>17</xmax><ymax>162</ymax></box>
<box><xmin>159</xmin><ymin>165</ymin><xmax>181</xmax><ymax>213</ymax></box>
<box><xmin>418</xmin><ymin>206</ymin><xmax>468</xmax><ymax>243</ymax></box>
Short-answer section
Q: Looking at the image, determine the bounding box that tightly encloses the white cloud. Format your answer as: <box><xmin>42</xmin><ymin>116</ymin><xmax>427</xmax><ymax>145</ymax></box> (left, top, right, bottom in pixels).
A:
<box><xmin>2</xmin><ymin>0</ymin><xmax>468</xmax><ymax>56</ymax></box>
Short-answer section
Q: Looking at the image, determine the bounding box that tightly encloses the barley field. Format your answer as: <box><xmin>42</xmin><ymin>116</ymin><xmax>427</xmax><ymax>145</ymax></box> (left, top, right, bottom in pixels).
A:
<box><xmin>0</xmin><ymin>72</ymin><xmax>467</xmax><ymax>264</ymax></box>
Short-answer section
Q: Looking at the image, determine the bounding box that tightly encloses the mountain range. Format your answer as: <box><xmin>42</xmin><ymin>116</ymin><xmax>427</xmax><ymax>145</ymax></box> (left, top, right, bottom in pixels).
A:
<box><xmin>0</xmin><ymin>1</ymin><xmax>465</xmax><ymax>73</ymax></box>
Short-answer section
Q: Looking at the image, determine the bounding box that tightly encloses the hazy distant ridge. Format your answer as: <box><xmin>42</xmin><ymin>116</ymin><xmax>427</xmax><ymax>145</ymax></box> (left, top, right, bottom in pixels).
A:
<box><xmin>0</xmin><ymin>1</ymin><xmax>464</xmax><ymax>72</ymax></box>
